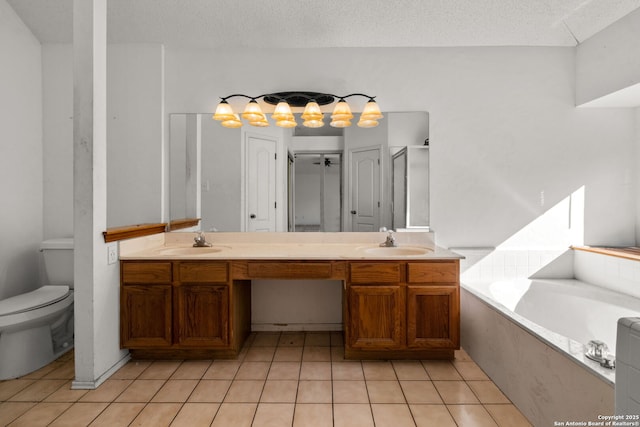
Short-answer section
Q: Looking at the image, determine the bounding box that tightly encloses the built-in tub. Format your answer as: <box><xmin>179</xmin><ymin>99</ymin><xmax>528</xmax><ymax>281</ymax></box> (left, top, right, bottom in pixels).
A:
<box><xmin>461</xmin><ymin>278</ymin><xmax>640</xmax><ymax>426</ymax></box>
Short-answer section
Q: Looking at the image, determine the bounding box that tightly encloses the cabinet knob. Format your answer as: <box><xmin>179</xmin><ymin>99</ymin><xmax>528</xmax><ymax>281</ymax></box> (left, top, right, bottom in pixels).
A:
<box><xmin>250</xmin><ymin>214</ymin><xmax>256</xmax><ymax>219</ymax></box>
<box><xmin>350</xmin><ymin>210</ymin><xmax>357</xmax><ymax>215</ymax></box>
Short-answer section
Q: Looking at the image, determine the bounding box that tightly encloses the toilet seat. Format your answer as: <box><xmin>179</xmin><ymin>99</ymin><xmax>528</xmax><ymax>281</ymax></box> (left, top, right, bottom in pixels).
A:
<box><xmin>0</xmin><ymin>286</ymin><xmax>70</xmax><ymax>317</ymax></box>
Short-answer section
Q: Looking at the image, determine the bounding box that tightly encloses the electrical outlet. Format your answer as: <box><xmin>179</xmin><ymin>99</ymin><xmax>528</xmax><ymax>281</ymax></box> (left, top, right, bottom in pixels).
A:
<box><xmin>107</xmin><ymin>244</ymin><xmax>118</xmax><ymax>265</ymax></box>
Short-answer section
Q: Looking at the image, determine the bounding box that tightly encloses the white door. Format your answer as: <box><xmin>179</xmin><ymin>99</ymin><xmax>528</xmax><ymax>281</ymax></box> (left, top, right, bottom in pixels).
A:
<box><xmin>246</xmin><ymin>135</ymin><xmax>277</xmax><ymax>231</ymax></box>
<box><xmin>349</xmin><ymin>147</ymin><xmax>381</xmax><ymax>231</ymax></box>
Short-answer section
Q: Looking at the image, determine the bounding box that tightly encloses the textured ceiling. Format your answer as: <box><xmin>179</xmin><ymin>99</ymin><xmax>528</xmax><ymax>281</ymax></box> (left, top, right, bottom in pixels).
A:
<box><xmin>7</xmin><ymin>0</ymin><xmax>640</xmax><ymax>48</ymax></box>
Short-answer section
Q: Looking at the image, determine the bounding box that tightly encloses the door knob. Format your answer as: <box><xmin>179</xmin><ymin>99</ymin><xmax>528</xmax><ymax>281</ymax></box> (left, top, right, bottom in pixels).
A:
<box><xmin>250</xmin><ymin>214</ymin><xmax>256</xmax><ymax>219</ymax></box>
<box><xmin>350</xmin><ymin>210</ymin><xmax>357</xmax><ymax>215</ymax></box>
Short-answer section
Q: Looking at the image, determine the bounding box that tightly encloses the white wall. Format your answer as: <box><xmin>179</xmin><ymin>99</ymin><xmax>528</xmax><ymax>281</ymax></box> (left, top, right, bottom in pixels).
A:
<box><xmin>0</xmin><ymin>0</ymin><xmax>43</xmax><ymax>299</ymax></box>
<box><xmin>576</xmin><ymin>8</ymin><xmax>640</xmax><ymax>106</ymax></box>
<box><xmin>164</xmin><ymin>47</ymin><xmax>636</xmax><ymax>248</ymax></box>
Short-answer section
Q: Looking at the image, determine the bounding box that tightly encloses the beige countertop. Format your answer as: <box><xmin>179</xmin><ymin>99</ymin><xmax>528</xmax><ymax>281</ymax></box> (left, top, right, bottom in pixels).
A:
<box><xmin>119</xmin><ymin>232</ymin><xmax>463</xmax><ymax>261</ymax></box>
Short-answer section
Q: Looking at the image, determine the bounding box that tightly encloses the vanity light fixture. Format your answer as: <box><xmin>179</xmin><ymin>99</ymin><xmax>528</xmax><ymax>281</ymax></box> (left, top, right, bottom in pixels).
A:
<box><xmin>213</xmin><ymin>91</ymin><xmax>383</xmax><ymax>129</ymax></box>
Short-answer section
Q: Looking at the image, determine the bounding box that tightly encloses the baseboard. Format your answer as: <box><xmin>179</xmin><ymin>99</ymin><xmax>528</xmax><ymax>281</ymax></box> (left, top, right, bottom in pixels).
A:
<box><xmin>71</xmin><ymin>351</ymin><xmax>131</xmax><ymax>390</ymax></box>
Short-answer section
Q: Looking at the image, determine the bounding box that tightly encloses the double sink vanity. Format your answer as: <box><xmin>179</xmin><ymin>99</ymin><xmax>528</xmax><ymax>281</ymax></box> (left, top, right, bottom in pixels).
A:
<box><xmin>119</xmin><ymin>231</ymin><xmax>462</xmax><ymax>360</ymax></box>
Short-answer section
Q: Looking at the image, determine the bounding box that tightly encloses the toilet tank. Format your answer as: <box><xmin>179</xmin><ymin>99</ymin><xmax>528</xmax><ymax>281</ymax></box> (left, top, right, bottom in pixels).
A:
<box><xmin>40</xmin><ymin>238</ymin><xmax>74</xmax><ymax>286</ymax></box>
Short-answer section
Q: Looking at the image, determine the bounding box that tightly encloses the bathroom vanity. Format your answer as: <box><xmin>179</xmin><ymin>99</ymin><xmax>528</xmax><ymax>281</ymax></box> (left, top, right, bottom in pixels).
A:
<box><xmin>119</xmin><ymin>232</ymin><xmax>462</xmax><ymax>360</ymax></box>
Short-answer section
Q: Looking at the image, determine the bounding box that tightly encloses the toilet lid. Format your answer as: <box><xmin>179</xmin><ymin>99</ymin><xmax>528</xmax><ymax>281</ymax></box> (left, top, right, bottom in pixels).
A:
<box><xmin>0</xmin><ymin>286</ymin><xmax>70</xmax><ymax>316</ymax></box>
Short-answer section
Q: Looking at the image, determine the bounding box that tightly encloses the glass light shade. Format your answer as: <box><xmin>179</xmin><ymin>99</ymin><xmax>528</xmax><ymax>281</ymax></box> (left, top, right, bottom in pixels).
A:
<box><xmin>301</xmin><ymin>101</ymin><xmax>323</xmax><ymax>121</ymax></box>
<box><xmin>360</xmin><ymin>100</ymin><xmax>383</xmax><ymax>120</ymax></box>
<box><xmin>249</xmin><ymin>116</ymin><xmax>270</xmax><ymax>127</ymax></box>
<box><xmin>303</xmin><ymin>119</ymin><xmax>324</xmax><ymax>128</ymax></box>
<box><xmin>330</xmin><ymin>119</ymin><xmax>351</xmax><ymax>128</ymax></box>
<box><xmin>272</xmin><ymin>101</ymin><xmax>294</xmax><ymax>121</ymax></box>
<box><xmin>213</xmin><ymin>101</ymin><xmax>236</xmax><ymax>121</ymax></box>
<box><xmin>275</xmin><ymin>119</ymin><xmax>297</xmax><ymax>128</ymax></box>
<box><xmin>331</xmin><ymin>100</ymin><xmax>353</xmax><ymax>121</ymax></box>
<box><xmin>221</xmin><ymin>114</ymin><xmax>242</xmax><ymax>128</ymax></box>
<box><xmin>242</xmin><ymin>100</ymin><xmax>265</xmax><ymax>121</ymax></box>
<box><xmin>357</xmin><ymin>119</ymin><xmax>379</xmax><ymax>128</ymax></box>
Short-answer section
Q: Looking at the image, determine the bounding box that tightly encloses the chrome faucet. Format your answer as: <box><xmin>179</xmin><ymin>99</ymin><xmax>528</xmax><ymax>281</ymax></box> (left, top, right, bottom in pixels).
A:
<box><xmin>193</xmin><ymin>232</ymin><xmax>212</xmax><ymax>247</ymax></box>
<box><xmin>380</xmin><ymin>231</ymin><xmax>397</xmax><ymax>247</ymax></box>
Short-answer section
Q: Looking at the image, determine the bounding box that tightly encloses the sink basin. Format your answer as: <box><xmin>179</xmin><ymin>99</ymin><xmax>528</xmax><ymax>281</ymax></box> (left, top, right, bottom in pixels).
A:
<box><xmin>154</xmin><ymin>246</ymin><xmax>228</xmax><ymax>256</ymax></box>
<box><xmin>361</xmin><ymin>246</ymin><xmax>432</xmax><ymax>256</ymax></box>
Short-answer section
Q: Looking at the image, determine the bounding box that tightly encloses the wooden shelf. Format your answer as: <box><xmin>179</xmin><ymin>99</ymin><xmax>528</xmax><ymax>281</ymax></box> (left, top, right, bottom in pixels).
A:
<box><xmin>572</xmin><ymin>246</ymin><xmax>640</xmax><ymax>262</ymax></box>
<box><xmin>103</xmin><ymin>223</ymin><xmax>167</xmax><ymax>243</ymax></box>
<box><xmin>169</xmin><ymin>218</ymin><xmax>200</xmax><ymax>231</ymax></box>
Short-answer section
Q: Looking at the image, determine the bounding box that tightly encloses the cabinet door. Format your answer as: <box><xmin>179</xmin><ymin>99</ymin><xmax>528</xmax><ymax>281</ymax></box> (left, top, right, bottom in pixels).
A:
<box><xmin>121</xmin><ymin>284</ymin><xmax>172</xmax><ymax>348</ymax></box>
<box><xmin>407</xmin><ymin>286</ymin><xmax>459</xmax><ymax>349</ymax></box>
<box><xmin>347</xmin><ymin>285</ymin><xmax>405</xmax><ymax>349</ymax></box>
<box><xmin>175</xmin><ymin>284</ymin><xmax>229</xmax><ymax>347</ymax></box>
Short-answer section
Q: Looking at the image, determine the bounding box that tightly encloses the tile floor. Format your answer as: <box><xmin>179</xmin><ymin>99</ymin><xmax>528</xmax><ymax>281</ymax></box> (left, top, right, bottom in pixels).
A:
<box><xmin>0</xmin><ymin>332</ymin><xmax>532</xmax><ymax>426</ymax></box>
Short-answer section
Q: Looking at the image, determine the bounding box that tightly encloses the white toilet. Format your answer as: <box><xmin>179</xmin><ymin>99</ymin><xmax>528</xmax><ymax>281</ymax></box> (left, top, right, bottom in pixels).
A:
<box><xmin>0</xmin><ymin>238</ymin><xmax>74</xmax><ymax>380</ymax></box>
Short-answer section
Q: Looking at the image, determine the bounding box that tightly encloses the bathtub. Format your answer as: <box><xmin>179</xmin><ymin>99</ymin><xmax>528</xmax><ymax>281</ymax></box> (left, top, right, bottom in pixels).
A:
<box><xmin>461</xmin><ymin>278</ymin><xmax>640</xmax><ymax>426</ymax></box>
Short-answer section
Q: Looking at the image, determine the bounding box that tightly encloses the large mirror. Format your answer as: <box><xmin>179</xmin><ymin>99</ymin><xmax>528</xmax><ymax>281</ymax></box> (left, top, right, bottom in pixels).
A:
<box><xmin>169</xmin><ymin>111</ymin><xmax>429</xmax><ymax>232</ymax></box>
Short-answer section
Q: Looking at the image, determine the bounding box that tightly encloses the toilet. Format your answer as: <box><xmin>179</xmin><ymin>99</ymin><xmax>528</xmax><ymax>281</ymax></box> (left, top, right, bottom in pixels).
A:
<box><xmin>0</xmin><ymin>238</ymin><xmax>74</xmax><ymax>380</ymax></box>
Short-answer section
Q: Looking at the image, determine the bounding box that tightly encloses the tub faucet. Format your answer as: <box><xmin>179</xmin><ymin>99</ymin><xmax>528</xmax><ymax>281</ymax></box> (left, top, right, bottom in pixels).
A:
<box><xmin>193</xmin><ymin>232</ymin><xmax>212</xmax><ymax>247</ymax></box>
<box><xmin>380</xmin><ymin>231</ymin><xmax>397</xmax><ymax>247</ymax></box>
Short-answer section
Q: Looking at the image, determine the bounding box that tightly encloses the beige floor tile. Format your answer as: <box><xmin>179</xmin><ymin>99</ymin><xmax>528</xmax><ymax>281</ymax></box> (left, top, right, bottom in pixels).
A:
<box><xmin>455</xmin><ymin>347</ymin><xmax>473</xmax><ymax>361</ymax></box>
<box><xmin>367</xmin><ymin>380</ymin><xmax>406</xmax><ymax>403</ymax></box>
<box><xmin>0</xmin><ymin>402</ymin><xmax>36</xmax><ymax>426</ymax></box>
<box><xmin>211</xmin><ymin>402</ymin><xmax>257</xmax><ymax>427</ymax></box>
<box><xmin>188</xmin><ymin>380</ymin><xmax>231</xmax><ymax>403</ymax></box>
<box><xmin>44</xmin><ymin>381</ymin><xmax>89</xmax><ymax>402</ymax></box>
<box><xmin>332</xmin><ymin>362</ymin><xmax>364</xmax><ymax>380</ymax></box>
<box><xmin>447</xmin><ymin>404</ymin><xmax>499</xmax><ymax>427</ymax></box>
<box><xmin>433</xmin><ymin>381</ymin><xmax>480</xmax><ymax>404</ymax></box>
<box><xmin>293</xmin><ymin>403</ymin><xmax>332</xmax><ymax>427</ymax></box>
<box><xmin>235</xmin><ymin>361</ymin><xmax>271</xmax><ymax>380</ymax></box>
<box><xmin>170</xmin><ymin>360</ymin><xmax>211</xmax><ymax>379</ymax></box>
<box><xmin>484</xmin><ymin>404</ymin><xmax>533</xmax><ymax>426</ymax></box>
<box><xmin>296</xmin><ymin>380</ymin><xmax>332</xmax><ymax>403</ymax></box>
<box><xmin>305</xmin><ymin>332</ymin><xmax>331</xmax><ymax>346</ymax></box>
<box><xmin>278</xmin><ymin>332</ymin><xmax>305</xmax><ymax>347</ymax></box>
<box><xmin>467</xmin><ymin>380</ymin><xmax>510</xmax><ymax>404</ymax></box>
<box><xmin>300</xmin><ymin>361</ymin><xmax>331</xmax><ymax>380</ymax></box>
<box><xmin>225</xmin><ymin>380</ymin><xmax>265</xmax><ymax>403</ymax></box>
<box><xmin>273</xmin><ymin>346</ymin><xmax>303</xmax><ymax>362</ymax></box>
<box><xmin>252</xmin><ymin>332</ymin><xmax>281</xmax><ymax>347</ymax></box>
<box><xmin>129</xmin><ymin>402</ymin><xmax>182</xmax><ymax>427</ymax></box>
<box><xmin>331</xmin><ymin>331</ymin><xmax>344</xmax><ymax>347</ymax></box>
<box><xmin>393</xmin><ymin>361</ymin><xmax>430</xmax><ymax>380</ymax></box>
<box><xmin>400</xmin><ymin>380</ymin><xmax>442</xmax><ymax>404</ymax></box>
<box><xmin>115</xmin><ymin>379</ymin><xmax>165</xmax><ymax>403</ymax></box>
<box><xmin>331</xmin><ymin>346</ymin><xmax>348</xmax><ymax>362</ymax></box>
<box><xmin>138</xmin><ymin>361</ymin><xmax>181</xmax><ymax>380</ymax></box>
<box><xmin>79</xmin><ymin>379</ymin><xmax>133</xmax><ymax>402</ymax></box>
<box><xmin>362</xmin><ymin>361</ymin><xmax>397</xmax><ymax>380</ymax></box>
<box><xmin>48</xmin><ymin>402</ymin><xmax>109</xmax><ymax>427</ymax></box>
<box><xmin>453</xmin><ymin>360</ymin><xmax>490</xmax><ymax>380</ymax></box>
<box><xmin>21</xmin><ymin>363</ymin><xmax>60</xmax><ymax>380</ymax></box>
<box><xmin>8</xmin><ymin>402</ymin><xmax>71</xmax><ymax>427</ymax></box>
<box><xmin>302</xmin><ymin>346</ymin><xmax>331</xmax><ymax>362</ymax></box>
<box><xmin>421</xmin><ymin>361</ymin><xmax>462</xmax><ymax>380</ymax></box>
<box><xmin>260</xmin><ymin>380</ymin><xmax>298</xmax><ymax>403</ymax></box>
<box><xmin>0</xmin><ymin>379</ymin><xmax>34</xmax><ymax>401</ymax></box>
<box><xmin>42</xmin><ymin>362</ymin><xmax>75</xmax><ymax>380</ymax></box>
<box><xmin>333</xmin><ymin>403</ymin><xmax>374</xmax><ymax>427</ymax></box>
<box><xmin>267</xmin><ymin>362</ymin><xmax>301</xmax><ymax>380</ymax></box>
<box><xmin>8</xmin><ymin>379</ymin><xmax>67</xmax><ymax>402</ymax></box>
<box><xmin>245</xmin><ymin>346</ymin><xmax>276</xmax><ymax>362</ymax></box>
<box><xmin>88</xmin><ymin>402</ymin><xmax>145</xmax><ymax>427</ymax></box>
<box><xmin>333</xmin><ymin>380</ymin><xmax>369</xmax><ymax>403</ymax></box>
<box><xmin>371</xmin><ymin>403</ymin><xmax>416</xmax><ymax>427</ymax></box>
<box><xmin>253</xmin><ymin>402</ymin><xmax>295</xmax><ymax>427</ymax></box>
<box><xmin>169</xmin><ymin>402</ymin><xmax>219</xmax><ymax>427</ymax></box>
<box><xmin>410</xmin><ymin>404</ymin><xmax>457</xmax><ymax>427</ymax></box>
<box><xmin>202</xmin><ymin>360</ymin><xmax>241</xmax><ymax>380</ymax></box>
<box><xmin>151</xmin><ymin>379</ymin><xmax>198</xmax><ymax>402</ymax></box>
<box><xmin>110</xmin><ymin>360</ymin><xmax>151</xmax><ymax>380</ymax></box>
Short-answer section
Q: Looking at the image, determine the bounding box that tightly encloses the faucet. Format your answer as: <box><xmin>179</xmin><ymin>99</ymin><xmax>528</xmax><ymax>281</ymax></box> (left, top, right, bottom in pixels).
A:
<box><xmin>193</xmin><ymin>232</ymin><xmax>212</xmax><ymax>247</ymax></box>
<box><xmin>380</xmin><ymin>231</ymin><xmax>397</xmax><ymax>247</ymax></box>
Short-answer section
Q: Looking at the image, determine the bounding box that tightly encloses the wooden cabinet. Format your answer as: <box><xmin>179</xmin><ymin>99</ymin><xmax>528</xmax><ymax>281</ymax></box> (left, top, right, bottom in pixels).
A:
<box><xmin>345</xmin><ymin>260</ymin><xmax>460</xmax><ymax>359</ymax></box>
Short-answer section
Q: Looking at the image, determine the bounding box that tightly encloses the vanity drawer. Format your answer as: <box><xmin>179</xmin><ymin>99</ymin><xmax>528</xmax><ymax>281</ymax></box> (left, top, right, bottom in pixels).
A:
<box><xmin>407</xmin><ymin>261</ymin><xmax>458</xmax><ymax>283</ymax></box>
<box><xmin>122</xmin><ymin>262</ymin><xmax>172</xmax><ymax>284</ymax></box>
<box><xmin>178</xmin><ymin>262</ymin><xmax>229</xmax><ymax>283</ymax></box>
<box><xmin>246</xmin><ymin>261</ymin><xmax>333</xmax><ymax>279</ymax></box>
<box><xmin>349</xmin><ymin>262</ymin><xmax>402</xmax><ymax>283</ymax></box>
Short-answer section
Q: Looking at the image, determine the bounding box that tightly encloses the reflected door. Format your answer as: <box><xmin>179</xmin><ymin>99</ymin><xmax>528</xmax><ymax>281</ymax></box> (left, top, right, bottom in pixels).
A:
<box><xmin>349</xmin><ymin>147</ymin><xmax>381</xmax><ymax>231</ymax></box>
<box><xmin>246</xmin><ymin>135</ymin><xmax>277</xmax><ymax>231</ymax></box>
